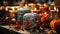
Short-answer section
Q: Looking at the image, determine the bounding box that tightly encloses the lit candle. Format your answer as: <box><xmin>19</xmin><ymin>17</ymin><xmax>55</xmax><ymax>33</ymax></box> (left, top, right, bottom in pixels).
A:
<box><xmin>5</xmin><ymin>7</ymin><xmax>9</xmax><ymax>11</ymax></box>
<box><xmin>25</xmin><ymin>4</ymin><xmax>28</xmax><ymax>7</ymax></box>
<box><xmin>44</xmin><ymin>12</ymin><xmax>47</xmax><ymax>15</ymax></box>
<box><xmin>44</xmin><ymin>4</ymin><xmax>47</xmax><ymax>7</ymax></box>
<box><xmin>57</xmin><ymin>9</ymin><xmax>59</xmax><ymax>12</ymax></box>
<box><xmin>12</xmin><ymin>18</ymin><xmax>16</xmax><ymax>22</ymax></box>
<box><xmin>44</xmin><ymin>12</ymin><xmax>47</xmax><ymax>17</ymax></box>
<box><xmin>5</xmin><ymin>17</ymin><xmax>8</xmax><ymax>19</ymax></box>
<box><xmin>10</xmin><ymin>7</ymin><xmax>14</xmax><ymax>12</ymax></box>
<box><xmin>54</xmin><ymin>7</ymin><xmax>56</xmax><ymax>11</ymax></box>
<box><xmin>34</xmin><ymin>8</ymin><xmax>37</xmax><ymax>10</ymax></box>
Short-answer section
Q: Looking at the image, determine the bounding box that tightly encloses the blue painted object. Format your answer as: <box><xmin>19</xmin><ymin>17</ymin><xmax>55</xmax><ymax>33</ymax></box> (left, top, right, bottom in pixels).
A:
<box><xmin>23</xmin><ymin>13</ymin><xmax>40</xmax><ymax>30</ymax></box>
<box><xmin>17</xmin><ymin>7</ymin><xmax>30</xmax><ymax>25</ymax></box>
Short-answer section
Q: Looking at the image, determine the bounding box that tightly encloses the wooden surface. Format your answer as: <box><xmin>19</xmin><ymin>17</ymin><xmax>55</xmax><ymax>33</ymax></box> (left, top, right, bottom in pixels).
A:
<box><xmin>0</xmin><ymin>25</ymin><xmax>30</xmax><ymax>34</ymax></box>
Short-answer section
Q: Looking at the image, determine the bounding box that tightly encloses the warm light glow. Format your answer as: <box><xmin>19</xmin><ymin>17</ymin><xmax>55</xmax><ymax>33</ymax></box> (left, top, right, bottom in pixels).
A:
<box><xmin>5</xmin><ymin>7</ymin><xmax>9</xmax><ymax>11</ymax></box>
<box><xmin>57</xmin><ymin>9</ymin><xmax>59</xmax><ymax>12</ymax></box>
<box><xmin>5</xmin><ymin>17</ymin><xmax>8</xmax><ymax>19</ymax></box>
<box><xmin>44</xmin><ymin>12</ymin><xmax>47</xmax><ymax>15</ymax></box>
<box><xmin>54</xmin><ymin>7</ymin><xmax>56</xmax><ymax>10</ymax></box>
<box><xmin>11</xmin><ymin>7</ymin><xmax>15</xmax><ymax>11</ymax></box>
<box><xmin>25</xmin><ymin>4</ymin><xmax>28</xmax><ymax>7</ymax></box>
<box><xmin>34</xmin><ymin>8</ymin><xmax>37</xmax><ymax>10</ymax></box>
<box><xmin>9</xmin><ymin>10</ymin><xmax>12</xmax><ymax>12</ymax></box>
<box><xmin>12</xmin><ymin>18</ymin><xmax>16</xmax><ymax>21</ymax></box>
<box><xmin>44</xmin><ymin>4</ymin><xmax>47</xmax><ymax>7</ymax></box>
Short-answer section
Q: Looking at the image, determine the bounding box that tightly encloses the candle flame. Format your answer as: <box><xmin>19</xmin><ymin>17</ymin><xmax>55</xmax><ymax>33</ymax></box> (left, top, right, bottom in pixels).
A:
<box><xmin>44</xmin><ymin>12</ymin><xmax>47</xmax><ymax>15</ymax></box>
<box><xmin>54</xmin><ymin>7</ymin><xmax>56</xmax><ymax>10</ymax></box>
<box><xmin>34</xmin><ymin>8</ymin><xmax>37</xmax><ymax>10</ymax></box>
<box><xmin>57</xmin><ymin>9</ymin><xmax>59</xmax><ymax>12</ymax></box>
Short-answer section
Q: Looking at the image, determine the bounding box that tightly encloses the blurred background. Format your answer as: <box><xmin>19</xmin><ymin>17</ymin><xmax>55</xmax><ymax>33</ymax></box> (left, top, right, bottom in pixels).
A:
<box><xmin>0</xmin><ymin>0</ymin><xmax>60</xmax><ymax>34</ymax></box>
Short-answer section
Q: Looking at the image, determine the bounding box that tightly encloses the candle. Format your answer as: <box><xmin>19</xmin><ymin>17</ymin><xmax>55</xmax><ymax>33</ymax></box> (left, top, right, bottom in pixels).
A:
<box><xmin>12</xmin><ymin>18</ymin><xmax>16</xmax><ymax>22</ymax></box>
<box><xmin>44</xmin><ymin>4</ymin><xmax>47</xmax><ymax>7</ymax></box>
<box><xmin>44</xmin><ymin>12</ymin><xmax>47</xmax><ymax>15</ymax></box>
<box><xmin>34</xmin><ymin>8</ymin><xmax>37</xmax><ymax>10</ymax></box>
<box><xmin>54</xmin><ymin>7</ymin><xmax>56</xmax><ymax>11</ymax></box>
<box><xmin>57</xmin><ymin>9</ymin><xmax>59</xmax><ymax>12</ymax></box>
<box><xmin>5</xmin><ymin>17</ymin><xmax>8</xmax><ymax>19</ymax></box>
